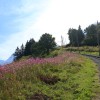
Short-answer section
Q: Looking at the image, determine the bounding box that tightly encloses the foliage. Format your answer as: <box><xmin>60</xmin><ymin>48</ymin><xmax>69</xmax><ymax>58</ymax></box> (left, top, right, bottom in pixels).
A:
<box><xmin>24</xmin><ymin>38</ymin><xmax>35</xmax><ymax>56</ymax></box>
<box><xmin>39</xmin><ymin>33</ymin><xmax>56</xmax><ymax>55</ymax></box>
<box><xmin>66</xmin><ymin>46</ymin><xmax>99</xmax><ymax>56</ymax></box>
<box><xmin>46</xmin><ymin>48</ymin><xmax>65</xmax><ymax>58</ymax></box>
<box><xmin>67</xmin><ymin>22</ymin><xmax>100</xmax><ymax>46</ymax></box>
<box><xmin>14</xmin><ymin>44</ymin><xmax>25</xmax><ymax>60</ymax></box>
<box><xmin>77</xmin><ymin>25</ymin><xmax>85</xmax><ymax>45</ymax></box>
<box><xmin>68</xmin><ymin>25</ymin><xmax>84</xmax><ymax>46</ymax></box>
<box><xmin>0</xmin><ymin>52</ymin><xmax>99</xmax><ymax>100</ymax></box>
<box><xmin>84</xmin><ymin>24</ymin><xmax>97</xmax><ymax>46</ymax></box>
<box><xmin>31</xmin><ymin>42</ymin><xmax>41</xmax><ymax>57</ymax></box>
<box><xmin>68</xmin><ymin>28</ymin><xmax>78</xmax><ymax>46</ymax></box>
<box><xmin>14</xmin><ymin>33</ymin><xmax>56</xmax><ymax>60</ymax></box>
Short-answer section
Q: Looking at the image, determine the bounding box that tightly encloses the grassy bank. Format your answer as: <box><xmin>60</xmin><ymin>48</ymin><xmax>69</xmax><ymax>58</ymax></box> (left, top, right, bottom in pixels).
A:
<box><xmin>0</xmin><ymin>52</ymin><xmax>100</xmax><ymax>100</ymax></box>
<box><xmin>65</xmin><ymin>46</ymin><xmax>99</xmax><ymax>56</ymax></box>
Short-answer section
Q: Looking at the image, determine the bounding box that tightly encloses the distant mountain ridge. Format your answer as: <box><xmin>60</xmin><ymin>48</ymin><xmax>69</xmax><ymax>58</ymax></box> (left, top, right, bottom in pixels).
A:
<box><xmin>0</xmin><ymin>60</ymin><xmax>5</xmax><ymax>65</ymax></box>
<box><xmin>0</xmin><ymin>55</ymin><xmax>15</xmax><ymax>66</ymax></box>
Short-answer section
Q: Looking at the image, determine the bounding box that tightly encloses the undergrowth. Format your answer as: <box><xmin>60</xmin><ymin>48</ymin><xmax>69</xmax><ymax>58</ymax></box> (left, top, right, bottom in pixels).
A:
<box><xmin>65</xmin><ymin>46</ymin><xmax>99</xmax><ymax>56</ymax></box>
<box><xmin>0</xmin><ymin>52</ymin><xmax>100</xmax><ymax>100</ymax></box>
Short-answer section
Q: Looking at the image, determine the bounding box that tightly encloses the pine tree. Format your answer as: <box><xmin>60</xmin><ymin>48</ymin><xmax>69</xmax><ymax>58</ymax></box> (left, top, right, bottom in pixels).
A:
<box><xmin>20</xmin><ymin>44</ymin><xmax>25</xmax><ymax>56</ymax></box>
<box><xmin>14</xmin><ymin>47</ymin><xmax>21</xmax><ymax>60</ymax></box>
<box><xmin>24</xmin><ymin>39</ymin><xmax>35</xmax><ymax>56</ymax></box>
<box><xmin>68</xmin><ymin>26</ymin><xmax>84</xmax><ymax>46</ymax></box>
<box><xmin>77</xmin><ymin>25</ymin><xmax>84</xmax><ymax>45</ymax></box>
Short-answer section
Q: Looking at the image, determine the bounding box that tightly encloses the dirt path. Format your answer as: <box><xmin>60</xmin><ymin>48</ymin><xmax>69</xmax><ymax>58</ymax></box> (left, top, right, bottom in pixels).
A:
<box><xmin>87</xmin><ymin>56</ymin><xmax>100</xmax><ymax>71</ymax></box>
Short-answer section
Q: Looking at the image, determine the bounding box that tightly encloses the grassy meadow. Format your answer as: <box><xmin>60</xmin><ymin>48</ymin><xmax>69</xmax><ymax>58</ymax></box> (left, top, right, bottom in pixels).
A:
<box><xmin>0</xmin><ymin>51</ymin><xmax>100</xmax><ymax>100</ymax></box>
<box><xmin>65</xmin><ymin>46</ymin><xmax>99</xmax><ymax>56</ymax></box>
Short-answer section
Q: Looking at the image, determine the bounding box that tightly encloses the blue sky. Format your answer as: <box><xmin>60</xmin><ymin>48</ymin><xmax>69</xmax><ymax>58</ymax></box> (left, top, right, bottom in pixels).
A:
<box><xmin>0</xmin><ymin>0</ymin><xmax>100</xmax><ymax>60</ymax></box>
<box><xmin>0</xmin><ymin>0</ymin><xmax>46</xmax><ymax>42</ymax></box>
<box><xmin>0</xmin><ymin>0</ymin><xmax>48</xmax><ymax>60</ymax></box>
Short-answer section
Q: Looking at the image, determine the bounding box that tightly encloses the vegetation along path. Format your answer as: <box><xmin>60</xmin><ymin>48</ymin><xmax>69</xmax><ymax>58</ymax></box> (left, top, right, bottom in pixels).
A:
<box><xmin>84</xmin><ymin>55</ymin><xmax>100</xmax><ymax>100</ymax></box>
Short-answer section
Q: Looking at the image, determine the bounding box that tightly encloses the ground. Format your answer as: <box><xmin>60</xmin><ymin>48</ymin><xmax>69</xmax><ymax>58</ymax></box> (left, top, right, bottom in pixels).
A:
<box><xmin>85</xmin><ymin>55</ymin><xmax>100</xmax><ymax>100</ymax></box>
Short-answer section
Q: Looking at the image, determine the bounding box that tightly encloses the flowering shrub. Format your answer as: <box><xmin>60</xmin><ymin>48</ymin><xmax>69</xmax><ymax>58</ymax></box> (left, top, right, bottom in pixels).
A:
<box><xmin>0</xmin><ymin>52</ymin><xmax>98</xmax><ymax>100</ymax></box>
<box><xmin>0</xmin><ymin>52</ymin><xmax>77</xmax><ymax>78</ymax></box>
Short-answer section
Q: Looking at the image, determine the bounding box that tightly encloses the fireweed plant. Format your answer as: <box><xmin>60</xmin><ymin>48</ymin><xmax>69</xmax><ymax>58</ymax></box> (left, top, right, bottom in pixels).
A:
<box><xmin>0</xmin><ymin>52</ymin><xmax>99</xmax><ymax>100</ymax></box>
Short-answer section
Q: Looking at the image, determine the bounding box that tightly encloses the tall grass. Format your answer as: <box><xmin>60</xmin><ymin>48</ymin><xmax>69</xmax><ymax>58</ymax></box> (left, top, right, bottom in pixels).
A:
<box><xmin>0</xmin><ymin>52</ymin><xmax>99</xmax><ymax>100</ymax></box>
<box><xmin>66</xmin><ymin>46</ymin><xmax>99</xmax><ymax>56</ymax></box>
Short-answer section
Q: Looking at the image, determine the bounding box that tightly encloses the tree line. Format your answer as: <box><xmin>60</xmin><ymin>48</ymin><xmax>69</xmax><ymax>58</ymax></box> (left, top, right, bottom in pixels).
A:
<box><xmin>14</xmin><ymin>22</ymin><xmax>100</xmax><ymax>60</ymax></box>
<box><xmin>67</xmin><ymin>22</ymin><xmax>100</xmax><ymax>46</ymax></box>
<box><xmin>14</xmin><ymin>33</ymin><xmax>56</xmax><ymax>60</ymax></box>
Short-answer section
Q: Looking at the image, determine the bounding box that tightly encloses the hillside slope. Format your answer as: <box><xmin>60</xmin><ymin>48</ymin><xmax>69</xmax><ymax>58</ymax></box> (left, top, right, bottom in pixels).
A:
<box><xmin>0</xmin><ymin>52</ymin><xmax>100</xmax><ymax>100</ymax></box>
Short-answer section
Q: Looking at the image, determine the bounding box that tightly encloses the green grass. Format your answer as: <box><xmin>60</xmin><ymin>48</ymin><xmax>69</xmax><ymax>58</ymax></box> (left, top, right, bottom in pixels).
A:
<box><xmin>65</xmin><ymin>46</ymin><xmax>99</xmax><ymax>56</ymax></box>
<box><xmin>0</xmin><ymin>53</ymin><xmax>100</xmax><ymax>100</ymax></box>
<box><xmin>80</xmin><ymin>51</ymin><xmax>99</xmax><ymax>56</ymax></box>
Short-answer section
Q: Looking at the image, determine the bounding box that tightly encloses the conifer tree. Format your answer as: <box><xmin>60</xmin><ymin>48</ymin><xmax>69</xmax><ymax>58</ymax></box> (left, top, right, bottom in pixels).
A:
<box><xmin>24</xmin><ymin>38</ymin><xmax>35</xmax><ymax>56</ymax></box>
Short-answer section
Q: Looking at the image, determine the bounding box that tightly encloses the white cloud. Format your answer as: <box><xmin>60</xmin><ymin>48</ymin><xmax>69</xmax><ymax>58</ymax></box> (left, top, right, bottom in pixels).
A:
<box><xmin>1</xmin><ymin>0</ymin><xmax>100</xmax><ymax>60</ymax></box>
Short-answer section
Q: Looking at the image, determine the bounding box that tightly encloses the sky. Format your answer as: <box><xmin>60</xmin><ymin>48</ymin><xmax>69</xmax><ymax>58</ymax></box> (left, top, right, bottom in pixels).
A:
<box><xmin>0</xmin><ymin>0</ymin><xmax>100</xmax><ymax>60</ymax></box>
